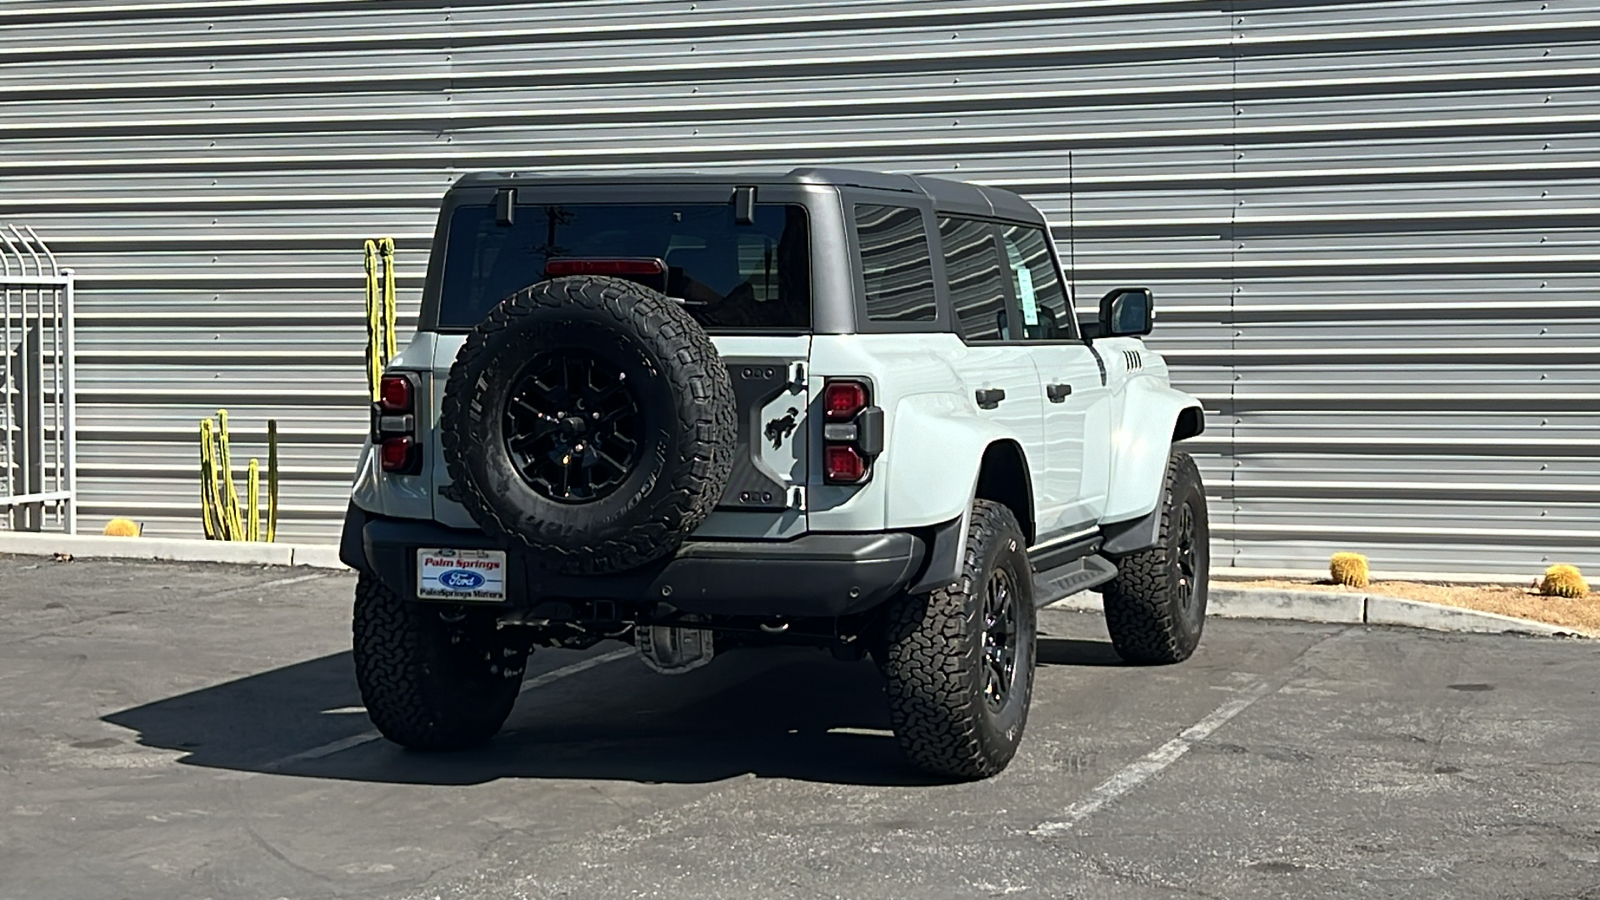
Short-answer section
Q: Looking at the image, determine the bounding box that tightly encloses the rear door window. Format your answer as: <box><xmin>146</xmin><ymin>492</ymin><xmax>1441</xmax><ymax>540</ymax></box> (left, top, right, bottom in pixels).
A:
<box><xmin>854</xmin><ymin>204</ymin><xmax>937</xmax><ymax>323</ymax></box>
<box><xmin>999</xmin><ymin>225</ymin><xmax>1075</xmax><ymax>341</ymax></box>
<box><xmin>938</xmin><ymin>217</ymin><xmax>1011</xmax><ymax>342</ymax></box>
<box><xmin>439</xmin><ymin>203</ymin><xmax>810</xmax><ymax>331</ymax></box>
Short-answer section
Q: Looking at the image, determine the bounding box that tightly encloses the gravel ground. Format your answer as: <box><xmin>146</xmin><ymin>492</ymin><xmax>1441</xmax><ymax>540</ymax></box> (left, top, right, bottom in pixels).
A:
<box><xmin>1225</xmin><ymin>577</ymin><xmax>1600</xmax><ymax>632</ymax></box>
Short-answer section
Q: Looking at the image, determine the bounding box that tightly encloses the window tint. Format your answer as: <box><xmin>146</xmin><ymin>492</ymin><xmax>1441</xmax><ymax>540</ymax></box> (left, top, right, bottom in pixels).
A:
<box><xmin>938</xmin><ymin>217</ymin><xmax>1010</xmax><ymax>342</ymax></box>
<box><xmin>438</xmin><ymin>203</ymin><xmax>810</xmax><ymax>330</ymax></box>
<box><xmin>854</xmin><ymin>204</ymin><xmax>936</xmax><ymax>323</ymax></box>
<box><xmin>999</xmin><ymin>225</ymin><xmax>1073</xmax><ymax>341</ymax></box>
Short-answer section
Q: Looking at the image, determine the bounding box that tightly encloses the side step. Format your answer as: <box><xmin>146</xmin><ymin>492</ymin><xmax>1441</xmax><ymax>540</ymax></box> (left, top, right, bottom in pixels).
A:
<box><xmin>1032</xmin><ymin>553</ymin><xmax>1118</xmax><ymax>608</ymax></box>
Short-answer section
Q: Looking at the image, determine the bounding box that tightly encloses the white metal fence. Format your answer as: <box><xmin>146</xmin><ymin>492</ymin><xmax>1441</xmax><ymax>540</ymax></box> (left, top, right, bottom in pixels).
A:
<box><xmin>0</xmin><ymin>226</ymin><xmax>76</xmax><ymax>533</ymax></box>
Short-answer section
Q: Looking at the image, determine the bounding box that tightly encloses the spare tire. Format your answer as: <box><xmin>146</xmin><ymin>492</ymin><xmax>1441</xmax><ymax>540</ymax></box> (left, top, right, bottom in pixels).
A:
<box><xmin>440</xmin><ymin>275</ymin><xmax>736</xmax><ymax>575</ymax></box>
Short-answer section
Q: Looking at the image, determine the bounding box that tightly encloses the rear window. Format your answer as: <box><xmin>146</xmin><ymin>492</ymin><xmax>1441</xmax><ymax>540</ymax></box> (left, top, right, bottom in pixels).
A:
<box><xmin>854</xmin><ymin>203</ymin><xmax>936</xmax><ymax>323</ymax></box>
<box><xmin>438</xmin><ymin>202</ymin><xmax>811</xmax><ymax>330</ymax></box>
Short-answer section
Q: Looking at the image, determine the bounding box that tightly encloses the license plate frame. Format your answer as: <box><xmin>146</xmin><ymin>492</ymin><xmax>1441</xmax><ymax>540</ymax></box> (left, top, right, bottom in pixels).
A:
<box><xmin>416</xmin><ymin>548</ymin><xmax>507</xmax><ymax>602</ymax></box>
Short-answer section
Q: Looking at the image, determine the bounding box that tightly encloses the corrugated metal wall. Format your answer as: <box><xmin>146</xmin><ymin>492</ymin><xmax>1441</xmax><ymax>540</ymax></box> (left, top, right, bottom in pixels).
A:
<box><xmin>2</xmin><ymin>0</ymin><xmax>1596</xmax><ymax>573</ymax></box>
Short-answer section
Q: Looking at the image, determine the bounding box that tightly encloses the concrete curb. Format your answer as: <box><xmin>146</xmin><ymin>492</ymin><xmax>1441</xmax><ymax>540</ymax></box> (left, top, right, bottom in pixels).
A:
<box><xmin>1213</xmin><ymin>566</ymin><xmax>1538</xmax><ymax>587</ymax></box>
<box><xmin>1048</xmin><ymin>586</ymin><xmax>1592</xmax><ymax>638</ymax></box>
<box><xmin>0</xmin><ymin>533</ymin><xmax>1588</xmax><ymax>637</ymax></box>
<box><xmin>0</xmin><ymin>531</ymin><xmax>349</xmax><ymax>570</ymax></box>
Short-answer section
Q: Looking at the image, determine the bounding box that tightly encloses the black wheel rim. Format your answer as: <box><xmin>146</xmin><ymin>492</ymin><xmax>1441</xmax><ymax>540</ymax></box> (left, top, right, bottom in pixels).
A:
<box><xmin>1175</xmin><ymin>501</ymin><xmax>1198</xmax><ymax>614</ymax></box>
<box><xmin>982</xmin><ymin>566</ymin><xmax>1018</xmax><ymax>711</ymax></box>
<box><xmin>503</xmin><ymin>350</ymin><xmax>644</xmax><ymax>503</ymax></box>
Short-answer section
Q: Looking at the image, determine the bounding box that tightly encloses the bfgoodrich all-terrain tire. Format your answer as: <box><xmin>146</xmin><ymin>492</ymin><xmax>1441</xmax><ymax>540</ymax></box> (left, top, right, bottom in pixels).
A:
<box><xmin>441</xmin><ymin>275</ymin><xmax>737</xmax><ymax>575</ymax></box>
<box><xmin>1100</xmin><ymin>450</ymin><xmax>1210</xmax><ymax>664</ymax></box>
<box><xmin>879</xmin><ymin>500</ymin><xmax>1036</xmax><ymax>779</ymax></box>
<box><xmin>352</xmin><ymin>574</ymin><xmax>528</xmax><ymax>751</ymax></box>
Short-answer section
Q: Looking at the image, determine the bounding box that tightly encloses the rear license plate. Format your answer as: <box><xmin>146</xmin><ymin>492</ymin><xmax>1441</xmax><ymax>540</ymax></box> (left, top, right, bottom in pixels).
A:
<box><xmin>416</xmin><ymin>548</ymin><xmax>507</xmax><ymax>602</ymax></box>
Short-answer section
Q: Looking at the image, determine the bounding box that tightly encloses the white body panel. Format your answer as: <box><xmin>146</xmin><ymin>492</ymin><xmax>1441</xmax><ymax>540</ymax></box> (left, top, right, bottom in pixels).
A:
<box><xmin>1095</xmin><ymin>340</ymin><xmax>1203</xmax><ymax>525</ymax></box>
<box><xmin>1028</xmin><ymin>342</ymin><xmax>1112</xmax><ymax>535</ymax></box>
<box><xmin>806</xmin><ymin>333</ymin><xmax>1042</xmax><ymax>535</ymax></box>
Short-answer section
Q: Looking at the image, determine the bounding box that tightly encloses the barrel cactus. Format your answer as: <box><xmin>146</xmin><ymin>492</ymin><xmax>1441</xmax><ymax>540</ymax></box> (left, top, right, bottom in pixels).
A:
<box><xmin>1330</xmin><ymin>552</ymin><xmax>1370</xmax><ymax>588</ymax></box>
<box><xmin>1539</xmin><ymin>564</ymin><xmax>1588</xmax><ymax>599</ymax></box>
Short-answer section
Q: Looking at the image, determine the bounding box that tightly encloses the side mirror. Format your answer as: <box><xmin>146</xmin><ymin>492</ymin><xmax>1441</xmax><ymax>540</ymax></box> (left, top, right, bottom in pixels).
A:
<box><xmin>1097</xmin><ymin>287</ymin><xmax>1154</xmax><ymax>338</ymax></box>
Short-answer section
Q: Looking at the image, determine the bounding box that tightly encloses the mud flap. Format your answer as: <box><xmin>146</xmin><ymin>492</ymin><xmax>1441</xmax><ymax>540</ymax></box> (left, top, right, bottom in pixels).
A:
<box><xmin>635</xmin><ymin>626</ymin><xmax>716</xmax><ymax>674</ymax></box>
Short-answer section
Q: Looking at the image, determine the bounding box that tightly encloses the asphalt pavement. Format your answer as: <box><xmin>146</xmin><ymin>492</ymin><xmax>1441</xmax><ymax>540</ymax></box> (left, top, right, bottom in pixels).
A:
<box><xmin>1</xmin><ymin>556</ymin><xmax>1596</xmax><ymax>900</ymax></box>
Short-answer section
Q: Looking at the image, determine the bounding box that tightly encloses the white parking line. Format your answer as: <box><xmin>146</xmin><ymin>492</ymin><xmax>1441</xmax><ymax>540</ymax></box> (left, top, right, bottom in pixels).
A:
<box><xmin>520</xmin><ymin>647</ymin><xmax>635</xmax><ymax>694</ymax></box>
<box><xmin>1031</xmin><ymin>677</ymin><xmax>1281</xmax><ymax>838</ymax></box>
<box><xmin>255</xmin><ymin>572</ymin><xmax>331</xmax><ymax>590</ymax></box>
<box><xmin>266</xmin><ymin>730</ymin><xmax>379</xmax><ymax>770</ymax></box>
<box><xmin>262</xmin><ymin>647</ymin><xmax>635</xmax><ymax>771</ymax></box>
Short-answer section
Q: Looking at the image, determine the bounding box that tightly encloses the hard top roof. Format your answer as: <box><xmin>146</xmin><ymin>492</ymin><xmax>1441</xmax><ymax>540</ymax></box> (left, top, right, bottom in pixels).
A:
<box><xmin>450</xmin><ymin>166</ymin><xmax>1044</xmax><ymax>224</ymax></box>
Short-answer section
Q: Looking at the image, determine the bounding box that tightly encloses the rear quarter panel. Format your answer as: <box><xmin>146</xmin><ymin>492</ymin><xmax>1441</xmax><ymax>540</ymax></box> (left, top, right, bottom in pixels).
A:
<box><xmin>807</xmin><ymin>333</ymin><xmax>1016</xmax><ymax>533</ymax></box>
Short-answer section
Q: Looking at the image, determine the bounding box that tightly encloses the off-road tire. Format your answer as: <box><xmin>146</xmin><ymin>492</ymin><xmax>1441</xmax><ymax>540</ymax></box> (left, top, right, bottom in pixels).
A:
<box><xmin>879</xmin><ymin>500</ymin><xmax>1036</xmax><ymax>779</ymax></box>
<box><xmin>352</xmin><ymin>573</ymin><xmax>528</xmax><ymax>750</ymax></box>
<box><xmin>1100</xmin><ymin>450</ymin><xmax>1209</xmax><ymax>664</ymax></box>
<box><xmin>441</xmin><ymin>275</ymin><xmax>737</xmax><ymax>575</ymax></box>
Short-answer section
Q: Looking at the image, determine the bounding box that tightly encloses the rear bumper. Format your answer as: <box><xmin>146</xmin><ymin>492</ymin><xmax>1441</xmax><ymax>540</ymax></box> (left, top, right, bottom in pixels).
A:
<box><xmin>342</xmin><ymin>504</ymin><xmax>926</xmax><ymax>618</ymax></box>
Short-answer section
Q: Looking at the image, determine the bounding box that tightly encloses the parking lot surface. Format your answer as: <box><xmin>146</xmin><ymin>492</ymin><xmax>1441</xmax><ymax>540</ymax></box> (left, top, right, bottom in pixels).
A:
<box><xmin>1</xmin><ymin>556</ymin><xmax>1597</xmax><ymax>900</ymax></box>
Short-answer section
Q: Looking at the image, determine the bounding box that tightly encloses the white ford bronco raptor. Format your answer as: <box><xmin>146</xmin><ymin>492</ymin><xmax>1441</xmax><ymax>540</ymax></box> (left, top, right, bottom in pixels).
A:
<box><xmin>340</xmin><ymin>167</ymin><xmax>1209</xmax><ymax>779</ymax></box>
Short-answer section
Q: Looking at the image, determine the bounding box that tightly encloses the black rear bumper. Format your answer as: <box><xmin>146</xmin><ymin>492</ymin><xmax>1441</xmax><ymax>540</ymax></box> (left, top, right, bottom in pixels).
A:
<box><xmin>341</xmin><ymin>505</ymin><xmax>927</xmax><ymax>619</ymax></box>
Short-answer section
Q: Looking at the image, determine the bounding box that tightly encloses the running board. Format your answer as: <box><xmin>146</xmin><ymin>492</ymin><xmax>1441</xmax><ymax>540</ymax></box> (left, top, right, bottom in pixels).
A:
<box><xmin>1032</xmin><ymin>553</ymin><xmax>1118</xmax><ymax>608</ymax></box>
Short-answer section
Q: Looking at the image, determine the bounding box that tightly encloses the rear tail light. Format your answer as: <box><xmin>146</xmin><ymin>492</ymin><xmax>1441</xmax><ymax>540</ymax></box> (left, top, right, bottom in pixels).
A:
<box><xmin>379</xmin><ymin>435</ymin><xmax>415</xmax><ymax>471</ymax></box>
<box><xmin>824</xmin><ymin>445</ymin><xmax>866</xmax><ymax>483</ymax></box>
<box><xmin>823</xmin><ymin>381</ymin><xmax>867</xmax><ymax>420</ymax></box>
<box><xmin>378</xmin><ymin>374</ymin><xmax>413</xmax><ymax>412</ymax></box>
<box><xmin>821</xmin><ymin>379</ymin><xmax>882</xmax><ymax>485</ymax></box>
<box><xmin>373</xmin><ymin>372</ymin><xmax>421</xmax><ymax>474</ymax></box>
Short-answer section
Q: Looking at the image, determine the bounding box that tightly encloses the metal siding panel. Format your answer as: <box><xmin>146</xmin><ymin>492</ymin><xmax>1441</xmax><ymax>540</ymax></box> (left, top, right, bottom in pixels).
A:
<box><xmin>0</xmin><ymin>0</ymin><xmax>1594</xmax><ymax>576</ymax></box>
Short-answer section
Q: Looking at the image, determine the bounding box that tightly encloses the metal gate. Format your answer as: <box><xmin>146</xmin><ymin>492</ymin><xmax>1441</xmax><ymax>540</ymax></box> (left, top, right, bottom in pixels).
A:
<box><xmin>0</xmin><ymin>226</ymin><xmax>76</xmax><ymax>534</ymax></box>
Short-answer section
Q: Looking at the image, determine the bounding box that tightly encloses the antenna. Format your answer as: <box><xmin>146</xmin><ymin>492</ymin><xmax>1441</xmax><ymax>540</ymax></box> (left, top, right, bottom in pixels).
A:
<box><xmin>1068</xmin><ymin>149</ymin><xmax>1078</xmax><ymax>309</ymax></box>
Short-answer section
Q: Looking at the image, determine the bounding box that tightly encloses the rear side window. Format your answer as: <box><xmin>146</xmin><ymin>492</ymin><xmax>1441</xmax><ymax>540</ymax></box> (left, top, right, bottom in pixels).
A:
<box><xmin>999</xmin><ymin>225</ymin><xmax>1074</xmax><ymax>341</ymax></box>
<box><xmin>854</xmin><ymin>204</ymin><xmax>936</xmax><ymax>323</ymax></box>
<box><xmin>938</xmin><ymin>217</ymin><xmax>1010</xmax><ymax>342</ymax></box>
<box><xmin>438</xmin><ymin>203</ymin><xmax>810</xmax><ymax>331</ymax></box>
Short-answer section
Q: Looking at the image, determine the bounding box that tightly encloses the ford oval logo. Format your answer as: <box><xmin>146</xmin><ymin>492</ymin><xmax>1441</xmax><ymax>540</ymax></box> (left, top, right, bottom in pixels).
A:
<box><xmin>440</xmin><ymin>570</ymin><xmax>485</xmax><ymax>590</ymax></box>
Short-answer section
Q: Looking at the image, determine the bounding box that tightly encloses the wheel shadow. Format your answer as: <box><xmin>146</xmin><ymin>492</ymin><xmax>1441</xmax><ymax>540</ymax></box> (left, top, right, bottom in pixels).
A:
<box><xmin>1036</xmin><ymin>636</ymin><xmax>1127</xmax><ymax>667</ymax></box>
<box><xmin>103</xmin><ymin>646</ymin><xmax>949</xmax><ymax>788</ymax></box>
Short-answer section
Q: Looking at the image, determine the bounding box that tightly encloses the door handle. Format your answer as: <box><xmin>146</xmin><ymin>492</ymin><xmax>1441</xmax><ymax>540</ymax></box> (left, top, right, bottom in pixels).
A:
<box><xmin>975</xmin><ymin>388</ymin><xmax>1006</xmax><ymax>409</ymax></box>
<box><xmin>1046</xmin><ymin>383</ymin><xmax>1073</xmax><ymax>403</ymax></box>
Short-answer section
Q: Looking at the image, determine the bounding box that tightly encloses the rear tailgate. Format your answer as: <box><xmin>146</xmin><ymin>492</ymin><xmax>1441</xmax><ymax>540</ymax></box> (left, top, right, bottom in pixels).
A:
<box><xmin>428</xmin><ymin>334</ymin><xmax>810</xmax><ymax>540</ymax></box>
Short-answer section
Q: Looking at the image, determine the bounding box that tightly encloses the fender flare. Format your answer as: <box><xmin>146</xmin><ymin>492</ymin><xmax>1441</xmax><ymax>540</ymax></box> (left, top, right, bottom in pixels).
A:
<box><xmin>889</xmin><ymin>395</ymin><xmax>1036</xmax><ymax>592</ymax></box>
<box><xmin>879</xmin><ymin>393</ymin><xmax>1035</xmax><ymax>535</ymax></box>
<box><xmin>1098</xmin><ymin>381</ymin><xmax>1205</xmax><ymax>553</ymax></box>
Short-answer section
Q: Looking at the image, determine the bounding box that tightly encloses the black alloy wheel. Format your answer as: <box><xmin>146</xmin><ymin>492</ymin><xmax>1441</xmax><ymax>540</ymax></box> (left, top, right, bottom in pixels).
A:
<box><xmin>1175</xmin><ymin>501</ymin><xmax>1199</xmax><ymax>620</ymax></box>
<box><xmin>503</xmin><ymin>351</ymin><xmax>644</xmax><ymax>503</ymax></box>
<box><xmin>982</xmin><ymin>566</ymin><xmax>1018</xmax><ymax>711</ymax></box>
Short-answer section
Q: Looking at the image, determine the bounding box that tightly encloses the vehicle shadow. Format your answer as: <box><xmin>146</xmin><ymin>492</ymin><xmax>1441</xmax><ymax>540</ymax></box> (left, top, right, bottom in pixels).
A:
<box><xmin>105</xmin><ymin>631</ymin><xmax>1132</xmax><ymax>788</ymax></box>
<box><xmin>103</xmin><ymin>647</ymin><xmax>928</xmax><ymax>787</ymax></box>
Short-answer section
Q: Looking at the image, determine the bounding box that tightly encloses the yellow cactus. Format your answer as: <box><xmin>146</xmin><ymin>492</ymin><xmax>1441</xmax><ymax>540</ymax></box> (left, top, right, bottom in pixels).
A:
<box><xmin>103</xmin><ymin>518</ymin><xmax>141</xmax><ymax>537</ymax></box>
<box><xmin>199</xmin><ymin>418</ymin><xmax>221</xmax><ymax>539</ymax></box>
<box><xmin>247</xmin><ymin>458</ymin><xmax>261</xmax><ymax>543</ymax></box>
<box><xmin>1539</xmin><ymin>564</ymin><xmax>1588</xmax><ymax>599</ymax></box>
<box><xmin>198</xmin><ymin>413</ymin><xmax>281</xmax><ymax>542</ymax></box>
<box><xmin>1330</xmin><ymin>552</ymin><xmax>1370</xmax><ymax>588</ymax></box>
